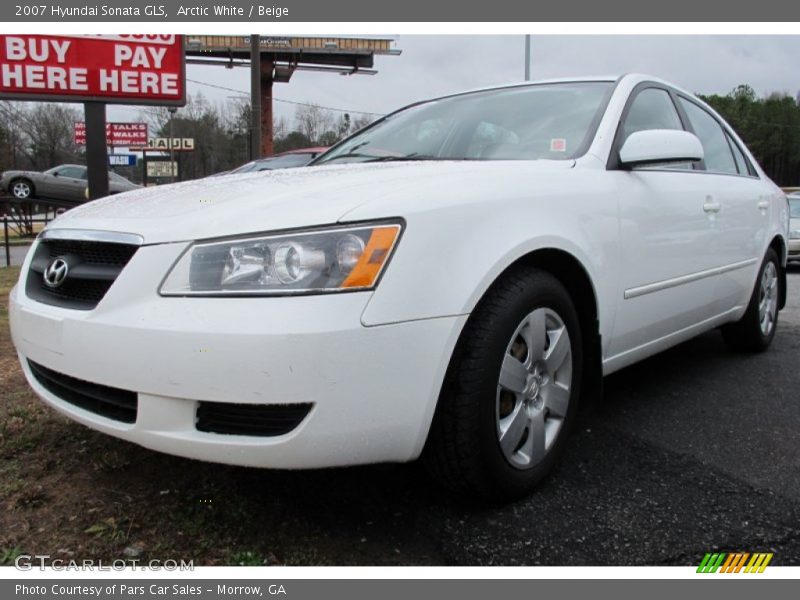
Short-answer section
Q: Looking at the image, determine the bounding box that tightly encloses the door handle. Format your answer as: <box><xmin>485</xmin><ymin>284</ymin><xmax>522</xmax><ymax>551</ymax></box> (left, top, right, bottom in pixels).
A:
<box><xmin>703</xmin><ymin>199</ymin><xmax>721</xmax><ymax>213</ymax></box>
<box><xmin>757</xmin><ymin>199</ymin><xmax>770</xmax><ymax>210</ymax></box>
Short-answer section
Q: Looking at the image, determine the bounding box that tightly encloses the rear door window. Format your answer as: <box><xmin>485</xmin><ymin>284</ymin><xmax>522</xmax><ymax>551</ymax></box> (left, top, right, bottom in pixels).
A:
<box><xmin>726</xmin><ymin>133</ymin><xmax>755</xmax><ymax>176</ymax></box>
<box><xmin>56</xmin><ymin>166</ymin><xmax>86</xmax><ymax>179</ymax></box>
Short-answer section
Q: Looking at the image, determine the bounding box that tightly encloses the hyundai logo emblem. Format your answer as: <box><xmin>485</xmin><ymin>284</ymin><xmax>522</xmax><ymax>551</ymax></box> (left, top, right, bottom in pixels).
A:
<box><xmin>43</xmin><ymin>257</ymin><xmax>69</xmax><ymax>288</ymax></box>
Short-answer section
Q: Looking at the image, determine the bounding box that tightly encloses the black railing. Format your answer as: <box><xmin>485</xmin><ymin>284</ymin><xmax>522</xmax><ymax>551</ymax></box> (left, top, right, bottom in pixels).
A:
<box><xmin>2</xmin><ymin>197</ymin><xmax>64</xmax><ymax>267</ymax></box>
<box><xmin>2</xmin><ymin>216</ymin><xmax>56</xmax><ymax>267</ymax></box>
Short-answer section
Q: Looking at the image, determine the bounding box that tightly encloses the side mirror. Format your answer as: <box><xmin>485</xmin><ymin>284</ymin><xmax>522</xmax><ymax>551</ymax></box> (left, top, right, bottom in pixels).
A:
<box><xmin>619</xmin><ymin>129</ymin><xmax>704</xmax><ymax>168</ymax></box>
<box><xmin>52</xmin><ymin>172</ymin><xmax>59</xmax><ymax>177</ymax></box>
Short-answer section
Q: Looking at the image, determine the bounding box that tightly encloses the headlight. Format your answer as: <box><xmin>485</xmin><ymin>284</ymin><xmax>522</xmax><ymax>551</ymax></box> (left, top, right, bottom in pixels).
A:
<box><xmin>160</xmin><ymin>221</ymin><xmax>402</xmax><ymax>296</ymax></box>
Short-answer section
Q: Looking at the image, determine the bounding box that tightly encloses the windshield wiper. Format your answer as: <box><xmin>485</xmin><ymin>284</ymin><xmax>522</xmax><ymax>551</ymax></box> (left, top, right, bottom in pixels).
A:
<box><xmin>321</xmin><ymin>152</ymin><xmax>465</xmax><ymax>165</ymax></box>
<box><xmin>318</xmin><ymin>152</ymin><xmax>382</xmax><ymax>164</ymax></box>
<box><xmin>363</xmin><ymin>153</ymin><xmax>454</xmax><ymax>162</ymax></box>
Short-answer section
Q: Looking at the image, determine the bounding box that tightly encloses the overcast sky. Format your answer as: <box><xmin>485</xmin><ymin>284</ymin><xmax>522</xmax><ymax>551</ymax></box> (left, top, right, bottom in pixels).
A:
<box><xmin>107</xmin><ymin>35</ymin><xmax>800</xmax><ymax>126</ymax></box>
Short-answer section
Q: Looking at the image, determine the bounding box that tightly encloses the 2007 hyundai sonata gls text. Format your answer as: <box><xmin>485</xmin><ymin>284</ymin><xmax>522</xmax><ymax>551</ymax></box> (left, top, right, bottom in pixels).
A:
<box><xmin>9</xmin><ymin>75</ymin><xmax>789</xmax><ymax>500</ymax></box>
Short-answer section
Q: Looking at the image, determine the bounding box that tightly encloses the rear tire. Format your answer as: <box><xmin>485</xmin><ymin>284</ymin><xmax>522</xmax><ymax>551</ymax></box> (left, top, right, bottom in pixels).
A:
<box><xmin>722</xmin><ymin>248</ymin><xmax>781</xmax><ymax>353</ymax></box>
<box><xmin>424</xmin><ymin>267</ymin><xmax>583</xmax><ymax>502</ymax></box>
<box><xmin>10</xmin><ymin>178</ymin><xmax>34</xmax><ymax>200</ymax></box>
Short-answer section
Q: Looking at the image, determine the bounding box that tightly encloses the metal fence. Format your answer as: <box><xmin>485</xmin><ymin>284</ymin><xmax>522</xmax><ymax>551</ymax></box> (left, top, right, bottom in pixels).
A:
<box><xmin>2</xmin><ymin>197</ymin><xmax>64</xmax><ymax>268</ymax></box>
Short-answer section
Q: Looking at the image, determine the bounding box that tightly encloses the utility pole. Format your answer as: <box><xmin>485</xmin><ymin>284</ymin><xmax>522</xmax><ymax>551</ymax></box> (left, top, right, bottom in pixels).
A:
<box><xmin>524</xmin><ymin>35</ymin><xmax>531</xmax><ymax>81</ymax></box>
<box><xmin>260</xmin><ymin>56</ymin><xmax>275</xmax><ymax>157</ymax></box>
<box><xmin>250</xmin><ymin>34</ymin><xmax>262</xmax><ymax>160</ymax></box>
<box><xmin>168</xmin><ymin>106</ymin><xmax>177</xmax><ymax>182</ymax></box>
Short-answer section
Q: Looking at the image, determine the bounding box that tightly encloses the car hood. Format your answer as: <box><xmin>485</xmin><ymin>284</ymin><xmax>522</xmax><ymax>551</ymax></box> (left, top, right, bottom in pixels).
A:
<box><xmin>48</xmin><ymin>161</ymin><xmax>576</xmax><ymax>244</ymax></box>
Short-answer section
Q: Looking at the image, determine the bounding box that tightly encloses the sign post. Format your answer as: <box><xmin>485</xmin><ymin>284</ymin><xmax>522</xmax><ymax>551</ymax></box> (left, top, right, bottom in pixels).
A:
<box><xmin>0</xmin><ymin>34</ymin><xmax>186</xmax><ymax>201</ymax></box>
<box><xmin>84</xmin><ymin>102</ymin><xmax>109</xmax><ymax>199</ymax></box>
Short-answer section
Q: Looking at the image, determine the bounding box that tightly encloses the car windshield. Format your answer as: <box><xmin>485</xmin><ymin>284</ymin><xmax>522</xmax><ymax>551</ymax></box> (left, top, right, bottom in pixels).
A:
<box><xmin>314</xmin><ymin>81</ymin><xmax>613</xmax><ymax>165</ymax></box>
<box><xmin>790</xmin><ymin>198</ymin><xmax>800</xmax><ymax>218</ymax></box>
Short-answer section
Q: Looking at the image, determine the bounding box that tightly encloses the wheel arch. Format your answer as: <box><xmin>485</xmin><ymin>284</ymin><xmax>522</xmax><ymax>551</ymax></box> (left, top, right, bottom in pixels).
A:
<box><xmin>422</xmin><ymin>246</ymin><xmax>604</xmax><ymax>454</ymax></box>
<box><xmin>497</xmin><ymin>248</ymin><xmax>603</xmax><ymax>408</ymax></box>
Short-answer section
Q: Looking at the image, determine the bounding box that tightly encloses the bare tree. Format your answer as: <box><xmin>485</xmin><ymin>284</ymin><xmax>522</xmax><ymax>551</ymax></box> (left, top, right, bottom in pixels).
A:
<box><xmin>21</xmin><ymin>103</ymin><xmax>82</xmax><ymax>169</ymax></box>
<box><xmin>294</xmin><ymin>104</ymin><xmax>335</xmax><ymax>145</ymax></box>
<box><xmin>273</xmin><ymin>115</ymin><xmax>289</xmax><ymax>140</ymax></box>
<box><xmin>0</xmin><ymin>101</ymin><xmax>30</xmax><ymax>171</ymax></box>
<box><xmin>141</xmin><ymin>105</ymin><xmax>172</xmax><ymax>137</ymax></box>
<box><xmin>351</xmin><ymin>114</ymin><xmax>375</xmax><ymax>133</ymax></box>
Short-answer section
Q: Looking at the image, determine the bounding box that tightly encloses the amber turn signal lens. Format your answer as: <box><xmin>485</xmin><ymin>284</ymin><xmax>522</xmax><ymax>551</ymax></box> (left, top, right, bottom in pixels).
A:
<box><xmin>341</xmin><ymin>225</ymin><xmax>401</xmax><ymax>288</ymax></box>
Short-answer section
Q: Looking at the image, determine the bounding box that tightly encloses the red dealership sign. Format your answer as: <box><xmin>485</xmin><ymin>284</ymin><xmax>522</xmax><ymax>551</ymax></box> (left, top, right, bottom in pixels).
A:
<box><xmin>0</xmin><ymin>34</ymin><xmax>185</xmax><ymax>105</ymax></box>
<box><xmin>74</xmin><ymin>122</ymin><xmax>148</xmax><ymax>146</ymax></box>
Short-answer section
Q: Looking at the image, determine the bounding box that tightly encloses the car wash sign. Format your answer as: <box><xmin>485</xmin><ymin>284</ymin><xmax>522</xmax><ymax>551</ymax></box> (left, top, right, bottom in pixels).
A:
<box><xmin>0</xmin><ymin>35</ymin><xmax>185</xmax><ymax>105</ymax></box>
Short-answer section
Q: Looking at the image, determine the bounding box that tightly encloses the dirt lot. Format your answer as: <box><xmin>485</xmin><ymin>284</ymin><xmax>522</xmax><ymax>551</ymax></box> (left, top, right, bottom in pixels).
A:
<box><xmin>1</xmin><ymin>265</ymin><xmax>799</xmax><ymax>566</ymax></box>
<box><xmin>0</xmin><ymin>265</ymin><xmax>444</xmax><ymax>566</ymax></box>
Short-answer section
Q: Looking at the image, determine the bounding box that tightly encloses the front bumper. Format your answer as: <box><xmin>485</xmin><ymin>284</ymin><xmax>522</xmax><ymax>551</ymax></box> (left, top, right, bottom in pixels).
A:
<box><xmin>9</xmin><ymin>241</ymin><xmax>466</xmax><ymax>468</ymax></box>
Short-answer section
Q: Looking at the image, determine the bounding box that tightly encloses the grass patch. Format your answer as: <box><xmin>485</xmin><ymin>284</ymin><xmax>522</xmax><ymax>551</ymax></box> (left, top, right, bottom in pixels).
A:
<box><xmin>229</xmin><ymin>551</ymin><xmax>265</xmax><ymax>566</ymax></box>
<box><xmin>0</xmin><ymin>547</ymin><xmax>23</xmax><ymax>565</ymax></box>
<box><xmin>0</xmin><ymin>267</ymin><xmax>20</xmax><ymax>307</ymax></box>
<box><xmin>84</xmin><ymin>517</ymin><xmax>133</xmax><ymax>543</ymax></box>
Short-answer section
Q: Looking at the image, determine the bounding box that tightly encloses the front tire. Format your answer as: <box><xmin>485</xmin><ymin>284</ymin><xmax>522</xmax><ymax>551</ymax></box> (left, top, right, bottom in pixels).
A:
<box><xmin>424</xmin><ymin>267</ymin><xmax>583</xmax><ymax>501</ymax></box>
<box><xmin>8</xmin><ymin>179</ymin><xmax>34</xmax><ymax>200</ymax></box>
<box><xmin>722</xmin><ymin>248</ymin><xmax>781</xmax><ymax>353</ymax></box>
<box><xmin>10</xmin><ymin>179</ymin><xmax>34</xmax><ymax>200</ymax></box>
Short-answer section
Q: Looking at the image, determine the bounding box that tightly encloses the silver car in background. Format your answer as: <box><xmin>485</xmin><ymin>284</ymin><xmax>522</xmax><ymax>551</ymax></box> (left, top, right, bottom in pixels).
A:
<box><xmin>789</xmin><ymin>192</ymin><xmax>800</xmax><ymax>263</ymax></box>
<box><xmin>1</xmin><ymin>164</ymin><xmax>140</xmax><ymax>203</ymax></box>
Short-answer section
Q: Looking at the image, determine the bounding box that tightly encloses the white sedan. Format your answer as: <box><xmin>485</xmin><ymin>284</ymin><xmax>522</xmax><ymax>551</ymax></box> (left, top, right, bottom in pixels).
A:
<box><xmin>9</xmin><ymin>74</ymin><xmax>789</xmax><ymax>501</ymax></box>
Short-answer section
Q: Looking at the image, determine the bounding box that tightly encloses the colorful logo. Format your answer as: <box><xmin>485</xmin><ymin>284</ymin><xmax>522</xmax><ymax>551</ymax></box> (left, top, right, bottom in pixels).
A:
<box><xmin>697</xmin><ymin>552</ymin><xmax>773</xmax><ymax>573</ymax></box>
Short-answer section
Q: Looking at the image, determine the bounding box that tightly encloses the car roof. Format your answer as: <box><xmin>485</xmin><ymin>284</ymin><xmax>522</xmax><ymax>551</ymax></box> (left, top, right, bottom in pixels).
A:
<box><xmin>396</xmin><ymin>74</ymin><xmax>701</xmax><ymax>112</ymax></box>
<box><xmin>413</xmin><ymin>75</ymin><xmax>620</xmax><ymax>106</ymax></box>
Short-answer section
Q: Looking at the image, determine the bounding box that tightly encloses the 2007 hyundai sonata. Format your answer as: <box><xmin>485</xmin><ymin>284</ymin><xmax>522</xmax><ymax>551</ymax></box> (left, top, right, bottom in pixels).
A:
<box><xmin>9</xmin><ymin>74</ymin><xmax>790</xmax><ymax>500</ymax></box>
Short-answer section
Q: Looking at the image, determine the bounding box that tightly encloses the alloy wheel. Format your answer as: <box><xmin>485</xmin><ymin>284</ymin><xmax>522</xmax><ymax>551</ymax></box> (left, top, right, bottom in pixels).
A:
<box><xmin>758</xmin><ymin>261</ymin><xmax>778</xmax><ymax>336</ymax></box>
<box><xmin>496</xmin><ymin>307</ymin><xmax>573</xmax><ymax>470</ymax></box>
<box><xmin>12</xmin><ymin>181</ymin><xmax>31</xmax><ymax>199</ymax></box>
